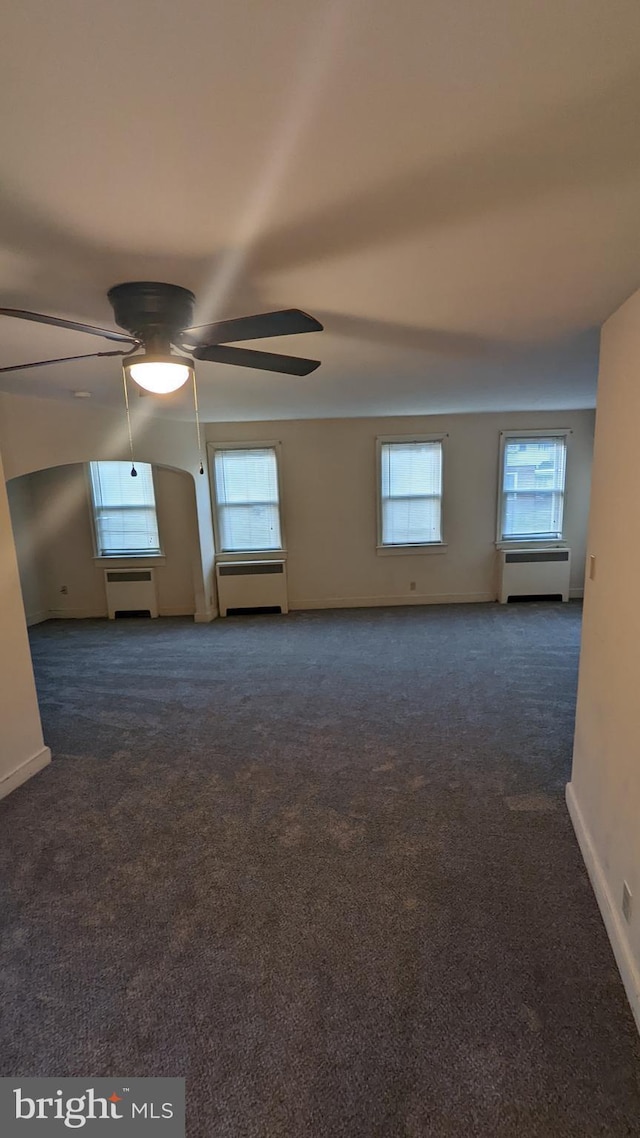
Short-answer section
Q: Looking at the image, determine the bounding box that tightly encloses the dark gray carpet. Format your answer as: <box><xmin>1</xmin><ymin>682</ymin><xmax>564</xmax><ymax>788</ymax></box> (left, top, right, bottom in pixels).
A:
<box><xmin>1</xmin><ymin>603</ymin><xmax>639</xmax><ymax>1136</ymax></box>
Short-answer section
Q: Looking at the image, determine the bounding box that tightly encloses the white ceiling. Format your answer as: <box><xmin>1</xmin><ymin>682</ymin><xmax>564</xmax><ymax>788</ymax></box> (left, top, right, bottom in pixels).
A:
<box><xmin>0</xmin><ymin>0</ymin><xmax>639</xmax><ymax>420</ymax></box>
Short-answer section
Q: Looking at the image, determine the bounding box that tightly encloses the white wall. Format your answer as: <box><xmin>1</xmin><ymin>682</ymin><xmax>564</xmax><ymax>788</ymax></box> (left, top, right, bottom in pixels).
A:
<box><xmin>154</xmin><ymin>465</ymin><xmax>200</xmax><ymax>616</ymax></box>
<box><xmin>207</xmin><ymin>409</ymin><xmax>594</xmax><ymax>608</ymax></box>
<box><xmin>6</xmin><ymin>473</ymin><xmax>48</xmax><ymax>624</ymax></box>
<box><xmin>0</xmin><ymin>447</ymin><xmax>50</xmax><ymax>798</ymax></box>
<box><xmin>8</xmin><ymin>463</ymin><xmax>198</xmax><ymax>620</ymax></box>
<box><xmin>567</xmin><ymin>288</ymin><xmax>640</xmax><ymax>1034</ymax></box>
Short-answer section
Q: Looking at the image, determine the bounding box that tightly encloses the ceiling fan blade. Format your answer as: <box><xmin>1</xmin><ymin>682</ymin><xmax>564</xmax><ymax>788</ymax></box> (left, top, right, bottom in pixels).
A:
<box><xmin>193</xmin><ymin>344</ymin><xmax>320</xmax><ymax>376</ymax></box>
<box><xmin>181</xmin><ymin>308</ymin><xmax>323</xmax><ymax>347</ymax></box>
<box><xmin>0</xmin><ymin>307</ymin><xmax>137</xmax><ymax>344</ymax></box>
<box><xmin>0</xmin><ymin>349</ymin><xmax>131</xmax><ymax>374</ymax></box>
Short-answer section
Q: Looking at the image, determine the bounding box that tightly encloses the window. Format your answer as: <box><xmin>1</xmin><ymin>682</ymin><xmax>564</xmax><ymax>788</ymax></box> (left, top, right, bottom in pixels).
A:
<box><xmin>378</xmin><ymin>438</ymin><xmax>444</xmax><ymax>547</ymax></box>
<box><xmin>89</xmin><ymin>461</ymin><xmax>161</xmax><ymax>557</ymax></box>
<box><xmin>212</xmin><ymin>446</ymin><xmax>283</xmax><ymax>553</ymax></box>
<box><xmin>498</xmin><ymin>432</ymin><xmax>568</xmax><ymax>542</ymax></box>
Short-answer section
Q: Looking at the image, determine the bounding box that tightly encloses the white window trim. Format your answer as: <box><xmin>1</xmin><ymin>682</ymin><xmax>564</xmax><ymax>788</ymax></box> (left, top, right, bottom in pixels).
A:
<box><xmin>376</xmin><ymin>433</ymin><xmax>448</xmax><ymax>554</ymax></box>
<box><xmin>86</xmin><ymin>462</ymin><xmax>165</xmax><ymax>561</ymax></box>
<box><xmin>496</xmin><ymin>428</ymin><xmax>571</xmax><ymax>548</ymax></box>
<box><xmin>207</xmin><ymin>440</ymin><xmax>287</xmax><ymax>560</ymax></box>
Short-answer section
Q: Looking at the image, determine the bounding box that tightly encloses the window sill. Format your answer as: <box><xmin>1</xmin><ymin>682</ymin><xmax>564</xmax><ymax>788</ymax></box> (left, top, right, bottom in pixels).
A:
<box><xmin>93</xmin><ymin>555</ymin><xmax>166</xmax><ymax>566</ymax></box>
<box><xmin>495</xmin><ymin>540</ymin><xmax>566</xmax><ymax>551</ymax></box>
<box><xmin>376</xmin><ymin>543</ymin><xmax>448</xmax><ymax>557</ymax></box>
<box><xmin>214</xmin><ymin>550</ymin><xmax>287</xmax><ymax>562</ymax></box>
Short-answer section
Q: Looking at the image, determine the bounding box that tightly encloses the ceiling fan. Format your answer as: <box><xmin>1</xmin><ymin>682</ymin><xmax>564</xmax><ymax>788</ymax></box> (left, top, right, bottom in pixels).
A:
<box><xmin>0</xmin><ymin>281</ymin><xmax>323</xmax><ymax>393</ymax></box>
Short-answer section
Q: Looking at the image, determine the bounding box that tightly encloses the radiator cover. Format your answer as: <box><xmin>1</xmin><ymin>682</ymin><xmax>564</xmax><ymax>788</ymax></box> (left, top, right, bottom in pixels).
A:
<box><xmin>498</xmin><ymin>548</ymin><xmax>571</xmax><ymax>603</ymax></box>
<box><xmin>104</xmin><ymin>568</ymin><xmax>158</xmax><ymax>619</ymax></box>
<box><xmin>216</xmin><ymin>560</ymin><xmax>288</xmax><ymax>617</ymax></box>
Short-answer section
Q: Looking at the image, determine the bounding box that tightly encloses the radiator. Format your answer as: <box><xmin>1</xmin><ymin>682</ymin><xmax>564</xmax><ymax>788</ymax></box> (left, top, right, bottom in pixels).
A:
<box><xmin>216</xmin><ymin>560</ymin><xmax>288</xmax><ymax>617</ymax></box>
<box><xmin>104</xmin><ymin>569</ymin><xmax>158</xmax><ymax>619</ymax></box>
<box><xmin>498</xmin><ymin>548</ymin><xmax>571</xmax><ymax>603</ymax></box>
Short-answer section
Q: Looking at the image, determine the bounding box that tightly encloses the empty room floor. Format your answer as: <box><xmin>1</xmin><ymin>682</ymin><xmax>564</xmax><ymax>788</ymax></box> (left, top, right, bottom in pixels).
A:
<box><xmin>1</xmin><ymin>603</ymin><xmax>639</xmax><ymax>1136</ymax></box>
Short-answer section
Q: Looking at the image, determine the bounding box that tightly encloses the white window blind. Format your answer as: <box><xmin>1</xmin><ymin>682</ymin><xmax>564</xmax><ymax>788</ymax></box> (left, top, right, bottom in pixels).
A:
<box><xmin>380</xmin><ymin>440</ymin><xmax>443</xmax><ymax>546</ymax></box>
<box><xmin>89</xmin><ymin>461</ymin><xmax>161</xmax><ymax>556</ymax></box>
<box><xmin>500</xmin><ymin>436</ymin><xmax>567</xmax><ymax>540</ymax></box>
<box><xmin>213</xmin><ymin>447</ymin><xmax>282</xmax><ymax>552</ymax></box>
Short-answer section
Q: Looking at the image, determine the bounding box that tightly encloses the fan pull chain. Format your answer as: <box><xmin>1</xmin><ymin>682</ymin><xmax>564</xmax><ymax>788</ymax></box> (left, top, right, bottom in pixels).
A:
<box><xmin>192</xmin><ymin>368</ymin><xmax>204</xmax><ymax>474</ymax></box>
<box><xmin>121</xmin><ymin>365</ymin><xmax>137</xmax><ymax>477</ymax></box>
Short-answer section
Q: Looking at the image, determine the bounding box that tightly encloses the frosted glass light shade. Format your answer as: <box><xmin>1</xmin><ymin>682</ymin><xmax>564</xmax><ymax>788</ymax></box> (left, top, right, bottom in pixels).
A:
<box><xmin>127</xmin><ymin>355</ymin><xmax>193</xmax><ymax>394</ymax></box>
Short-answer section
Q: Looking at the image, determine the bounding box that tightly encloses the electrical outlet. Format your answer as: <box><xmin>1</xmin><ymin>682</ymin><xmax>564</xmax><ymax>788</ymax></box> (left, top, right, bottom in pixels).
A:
<box><xmin>60</xmin><ymin>585</ymin><xmax>68</xmax><ymax>595</ymax></box>
<box><xmin>589</xmin><ymin>555</ymin><xmax>596</xmax><ymax>581</ymax></box>
<box><xmin>409</xmin><ymin>581</ymin><xmax>416</xmax><ymax>592</ymax></box>
<box><xmin>622</xmin><ymin>881</ymin><xmax>632</xmax><ymax>923</ymax></box>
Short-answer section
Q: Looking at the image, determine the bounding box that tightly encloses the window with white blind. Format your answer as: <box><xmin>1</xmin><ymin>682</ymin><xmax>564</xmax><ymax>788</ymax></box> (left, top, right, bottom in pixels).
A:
<box><xmin>378</xmin><ymin>437</ymin><xmax>444</xmax><ymax>548</ymax></box>
<box><xmin>498</xmin><ymin>432</ymin><xmax>568</xmax><ymax>542</ymax></box>
<box><xmin>212</xmin><ymin>445</ymin><xmax>283</xmax><ymax>553</ymax></box>
<box><xmin>89</xmin><ymin>461</ymin><xmax>161</xmax><ymax>557</ymax></box>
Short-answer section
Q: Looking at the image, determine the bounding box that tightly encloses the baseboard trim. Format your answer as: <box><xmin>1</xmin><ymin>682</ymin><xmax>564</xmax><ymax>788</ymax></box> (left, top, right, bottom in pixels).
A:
<box><xmin>44</xmin><ymin>609</ymin><xmax>210</xmax><ymax>622</ymax></box>
<box><xmin>566</xmin><ymin>782</ymin><xmax>640</xmax><ymax>1035</ymax></box>
<box><xmin>48</xmin><ymin>608</ymin><xmax>107</xmax><ymax>619</ymax></box>
<box><xmin>26</xmin><ymin>610</ymin><xmax>49</xmax><ymax>626</ymax></box>
<box><xmin>194</xmin><ymin>609</ymin><xmax>216</xmax><ymax>623</ymax></box>
<box><xmin>0</xmin><ymin>746</ymin><xmax>52</xmax><ymax>802</ymax></box>
<box><xmin>289</xmin><ymin>592</ymin><xmax>495</xmax><ymax>611</ymax></box>
<box><xmin>569</xmin><ymin>588</ymin><xmax>584</xmax><ymax>600</ymax></box>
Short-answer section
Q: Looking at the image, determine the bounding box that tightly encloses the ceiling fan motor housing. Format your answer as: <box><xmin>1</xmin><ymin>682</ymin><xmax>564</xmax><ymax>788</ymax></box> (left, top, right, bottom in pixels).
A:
<box><xmin>107</xmin><ymin>282</ymin><xmax>196</xmax><ymax>352</ymax></box>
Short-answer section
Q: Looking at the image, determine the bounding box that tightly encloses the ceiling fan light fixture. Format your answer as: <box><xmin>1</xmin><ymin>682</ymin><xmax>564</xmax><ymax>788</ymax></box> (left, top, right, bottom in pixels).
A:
<box><xmin>125</xmin><ymin>353</ymin><xmax>193</xmax><ymax>394</ymax></box>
